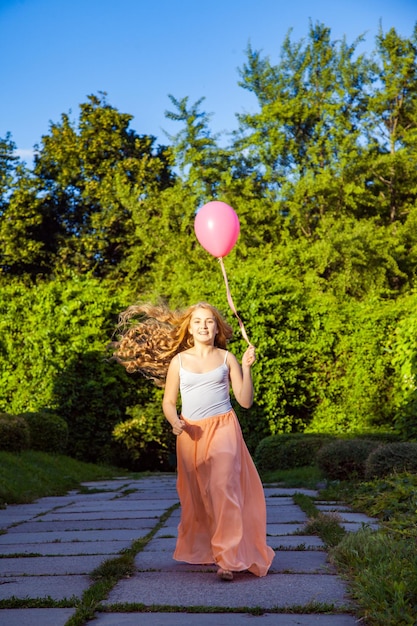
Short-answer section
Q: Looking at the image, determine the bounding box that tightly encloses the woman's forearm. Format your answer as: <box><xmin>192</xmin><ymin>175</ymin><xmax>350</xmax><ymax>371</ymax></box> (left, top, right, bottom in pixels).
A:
<box><xmin>238</xmin><ymin>368</ymin><xmax>254</xmax><ymax>408</ymax></box>
<box><xmin>162</xmin><ymin>400</ymin><xmax>184</xmax><ymax>435</ymax></box>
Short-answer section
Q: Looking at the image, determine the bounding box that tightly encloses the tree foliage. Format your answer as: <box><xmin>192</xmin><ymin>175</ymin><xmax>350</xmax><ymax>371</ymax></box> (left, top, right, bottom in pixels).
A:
<box><xmin>0</xmin><ymin>93</ymin><xmax>174</xmax><ymax>279</ymax></box>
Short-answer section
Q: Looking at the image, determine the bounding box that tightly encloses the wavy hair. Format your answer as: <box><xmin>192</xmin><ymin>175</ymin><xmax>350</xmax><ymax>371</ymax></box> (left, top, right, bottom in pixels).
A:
<box><xmin>111</xmin><ymin>302</ymin><xmax>233</xmax><ymax>386</ymax></box>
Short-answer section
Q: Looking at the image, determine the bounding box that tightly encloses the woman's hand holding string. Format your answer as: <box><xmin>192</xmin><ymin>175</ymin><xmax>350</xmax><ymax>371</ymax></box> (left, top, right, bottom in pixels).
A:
<box><xmin>241</xmin><ymin>345</ymin><xmax>256</xmax><ymax>369</ymax></box>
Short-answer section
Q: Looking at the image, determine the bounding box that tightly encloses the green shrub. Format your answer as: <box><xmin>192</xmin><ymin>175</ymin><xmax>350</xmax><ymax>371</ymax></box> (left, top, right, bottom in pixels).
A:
<box><xmin>20</xmin><ymin>411</ymin><xmax>69</xmax><ymax>453</ymax></box>
<box><xmin>112</xmin><ymin>396</ymin><xmax>175</xmax><ymax>471</ymax></box>
<box><xmin>54</xmin><ymin>351</ymin><xmax>141</xmax><ymax>464</ymax></box>
<box><xmin>317</xmin><ymin>438</ymin><xmax>380</xmax><ymax>481</ymax></box>
<box><xmin>365</xmin><ymin>442</ymin><xmax>417</xmax><ymax>480</ymax></box>
<box><xmin>352</xmin><ymin>432</ymin><xmax>402</xmax><ymax>444</ymax></box>
<box><xmin>0</xmin><ymin>413</ymin><xmax>30</xmax><ymax>452</ymax></box>
<box><xmin>254</xmin><ymin>433</ymin><xmax>333</xmax><ymax>472</ymax></box>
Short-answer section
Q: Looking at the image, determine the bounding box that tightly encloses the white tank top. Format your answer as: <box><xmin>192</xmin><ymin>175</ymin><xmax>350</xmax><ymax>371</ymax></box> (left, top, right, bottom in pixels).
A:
<box><xmin>179</xmin><ymin>352</ymin><xmax>232</xmax><ymax>420</ymax></box>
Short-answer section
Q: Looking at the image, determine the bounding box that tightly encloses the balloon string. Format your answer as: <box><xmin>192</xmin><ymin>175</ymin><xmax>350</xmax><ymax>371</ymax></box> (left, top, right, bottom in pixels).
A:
<box><xmin>218</xmin><ymin>257</ymin><xmax>251</xmax><ymax>345</ymax></box>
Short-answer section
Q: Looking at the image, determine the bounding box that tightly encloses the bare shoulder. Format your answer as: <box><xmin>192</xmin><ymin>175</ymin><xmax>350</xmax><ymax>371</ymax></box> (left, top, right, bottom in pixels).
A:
<box><xmin>225</xmin><ymin>350</ymin><xmax>239</xmax><ymax>368</ymax></box>
<box><xmin>168</xmin><ymin>354</ymin><xmax>181</xmax><ymax>373</ymax></box>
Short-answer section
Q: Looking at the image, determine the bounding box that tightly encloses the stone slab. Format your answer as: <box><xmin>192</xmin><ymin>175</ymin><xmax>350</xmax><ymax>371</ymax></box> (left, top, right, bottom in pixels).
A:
<box><xmin>0</xmin><ymin>515</ymin><xmax>34</xmax><ymax>529</ymax></box>
<box><xmin>90</xmin><ymin>613</ymin><xmax>358</xmax><ymax>626</ymax></box>
<box><xmin>271</xmin><ymin>550</ymin><xmax>331</xmax><ymax>574</ymax></box>
<box><xmin>266</xmin><ymin>508</ymin><xmax>308</xmax><ymax>523</ymax></box>
<box><xmin>6</xmin><ymin>518</ymin><xmax>156</xmax><ymax>533</ymax></box>
<box><xmin>341</xmin><ymin>522</ymin><xmax>379</xmax><ymax>532</ymax></box>
<box><xmin>0</xmin><ymin>509</ymin><xmax>48</xmax><ymax>528</ymax></box>
<box><xmin>269</xmin><ymin>535</ymin><xmax>324</xmax><ymax>550</ymax></box>
<box><xmin>81</xmin><ymin>483</ymin><xmax>128</xmax><ymax>490</ymax></box>
<box><xmin>135</xmin><ymin>555</ymin><xmax>217</xmax><ymax>572</ymax></box>
<box><xmin>0</xmin><ymin>574</ymin><xmax>90</xmax><ymax>600</ymax></box>
<box><xmin>337</xmin><ymin>512</ymin><xmax>378</xmax><ymax>524</ymax></box>
<box><xmin>0</xmin><ymin>528</ymin><xmax>150</xmax><ymax>544</ymax></box>
<box><xmin>80</xmin><ymin>476</ymin><xmax>176</xmax><ymax>489</ymax></box>
<box><xmin>0</xmin><ymin>540</ymin><xmax>133</xmax><ymax>556</ymax></box>
<box><xmin>154</xmin><ymin>526</ymin><xmax>178</xmax><ymax>537</ymax></box>
<box><xmin>37</xmin><ymin>493</ymin><xmax>116</xmax><ymax>505</ymax></box>
<box><xmin>1</xmin><ymin>554</ymin><xmax>113</xmax><ymax>575</ymax></box>
<box><xmin>103</xmin><ymin>571</ymin><xmax>352</xmax><ymax>609</ymax></box>
<box><xmin>267</xmin><ymin>523</ymin><xmax>306</xmax><ymax>535</ymax></box>
<box><xmin>268</xmin><ymin>506</ymin><xmax>308</xmax><ymax>518</ymax></box>
<box><xmin>0</xmin><ymin>608</ymin><xmax>76</xmax><ymax>626</ymax></box>
<box><xmin>134</xmin><ymin>550</ymin><xmax>330</xmax><ymax>575</ymax></box>
<box><xmin>140</xmin><ymin>537</ymin><xmax>177</xmax><ymax>552</ymax></box>
<box><xmin>0</xmin><ymin>503</ymin><xmax>56</xmax><ymax>517</ymax></box>
<box><xmin>126</xmin><ymin>482</ymin><xmax>177</xmax><ymax>490</ymax></box>
<box><xmin>38</xmin><ymin>510</ymin><xmax>162</xmax><ymax>521</ymax></box>
<box><xmin>79</xmin><ymin>479</ymin><xmax>135</xmax><ymax>487</ymax></box>
<box><xmin>265</xmin><ymin>497</ymin><xmax>295</xmax><ymax>505</ymax></box>
<box><xmin>316</xmin><ymin>504</ymin><xmax>352</xmax><ymax>513</ymax></box>
<box><xmin>60</xmin><ymin>500</ymin><xmax>178</xmax><ymax>512</ymax></box>
<box><xmin>123</xmin><ymin>490</ymin><xmax>179</xmax><ymax>499</ymax></box>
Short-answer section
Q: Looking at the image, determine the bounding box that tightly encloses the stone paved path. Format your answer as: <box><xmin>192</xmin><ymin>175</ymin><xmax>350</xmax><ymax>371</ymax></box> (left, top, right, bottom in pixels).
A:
<box><xmin>0</xmin><ymin>474</ymin><xmax>378</xmax><ymax>625</ymax></box>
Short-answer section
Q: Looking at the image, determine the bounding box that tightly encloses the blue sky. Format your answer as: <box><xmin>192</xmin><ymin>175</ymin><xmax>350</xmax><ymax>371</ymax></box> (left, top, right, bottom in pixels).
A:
<box><xmin>1</xmin><ymin>0</ymin><xmax>416</xmax><ymax>161</ymax></box>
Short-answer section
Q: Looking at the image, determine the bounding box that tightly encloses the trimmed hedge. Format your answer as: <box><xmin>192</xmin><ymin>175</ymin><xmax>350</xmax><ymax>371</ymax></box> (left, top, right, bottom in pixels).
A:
<box><xmin>0</xmin><ymin>413</ymin><xmax>30</xmax><ymax>452</ymax></box>
<box><xmin>254</xmin><ymin>433</ymin><xmax>333</xmax><ymax>472</ymax></box>
<box><xmin>316</xmin><ymin>438</ymin><xmax>380</xmax><ymax>481</ymax></box>
<box><xmin>20</xmin><ymin>411</ymin><xmax>69</xmax><ymax>453</ymax></box>
<box><xmin>365</xmin><ymin>442</ymin><xmax>417</xmax><ymax>479</ymax></box>
<box><xmin>352</xmin><ymin>432</ymin><xmax>402</xmax><ymax>444</ymax></box>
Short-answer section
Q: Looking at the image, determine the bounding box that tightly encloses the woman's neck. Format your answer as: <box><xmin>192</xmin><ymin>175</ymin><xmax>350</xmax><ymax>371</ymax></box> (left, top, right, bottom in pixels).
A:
<box><xmin>189</xmin><ymin>344</ymin><xmax>217</xmax><ymax>358</ymax></box>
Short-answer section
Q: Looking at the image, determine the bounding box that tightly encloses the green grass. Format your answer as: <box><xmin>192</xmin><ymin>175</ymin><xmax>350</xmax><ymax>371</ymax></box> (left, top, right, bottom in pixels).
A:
<box><xmin>260</xmin><ymin>465</ymin><xmax>324</xmax><ymax>489</ymax></box>
<box><xmin>319</xmin><ymin>473</ymin><xmax>417</xmax><ymax>626</ymax></box>
<box><xmin>0</xmin><ymin>450</ymin><xmax>129</xmax><ymax>506</ymax></box>
<box><xmin>293</xmin><ymin>492</ymin><xmax>347</xmax><ymax>548</ymax></box>
<box><xmin>330</xmin><ymin>528</ymin><xmax>417</xmax><ymax>626</ymax></box>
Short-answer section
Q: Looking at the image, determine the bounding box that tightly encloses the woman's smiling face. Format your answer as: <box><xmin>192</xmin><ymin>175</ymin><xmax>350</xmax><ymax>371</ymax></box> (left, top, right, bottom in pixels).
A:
<box><xmin>189</xmin><ymin>307</ymin><xmax>218</xmax><ymax>342</ymax></box>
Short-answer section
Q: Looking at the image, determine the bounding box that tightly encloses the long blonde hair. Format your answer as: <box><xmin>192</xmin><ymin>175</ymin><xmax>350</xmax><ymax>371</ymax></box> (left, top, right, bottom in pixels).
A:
<box><xmin>111</xmin><ymin>301</ymin><xmax>233</xmax><ymax>386</ymax></box>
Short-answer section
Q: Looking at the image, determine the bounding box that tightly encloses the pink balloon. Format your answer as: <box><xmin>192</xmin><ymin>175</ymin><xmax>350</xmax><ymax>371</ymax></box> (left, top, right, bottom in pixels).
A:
<box><xmin>194</xmin><ymin>201</ymin><xmax>240</xmax><ymax>258</ymax></box>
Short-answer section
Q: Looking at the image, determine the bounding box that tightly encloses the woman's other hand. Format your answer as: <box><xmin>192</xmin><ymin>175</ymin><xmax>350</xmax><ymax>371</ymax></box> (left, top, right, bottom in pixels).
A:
<box><xmin>242</xmin><ymin>345</ymin><xmax>256</xmax><ymax>369</ymax></box>
<box><xmin>172</xmin><ymin>418</ymin><xmax>185</xmax><ymax>436</ymax></box>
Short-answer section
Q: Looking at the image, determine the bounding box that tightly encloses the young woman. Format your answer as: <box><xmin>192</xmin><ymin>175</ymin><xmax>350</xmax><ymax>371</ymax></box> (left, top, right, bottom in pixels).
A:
<box><xmin>113</xmin><ymin>301</ymin><xmax>274</xmax><ymax>581</ymax></box>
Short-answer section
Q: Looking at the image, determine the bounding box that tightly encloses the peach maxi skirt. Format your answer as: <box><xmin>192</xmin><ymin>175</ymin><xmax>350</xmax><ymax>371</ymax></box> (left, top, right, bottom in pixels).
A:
<box><xmin>174</xmin><ymin>410</ymin><xmax>275</xmax><ymax>577</ymax></box>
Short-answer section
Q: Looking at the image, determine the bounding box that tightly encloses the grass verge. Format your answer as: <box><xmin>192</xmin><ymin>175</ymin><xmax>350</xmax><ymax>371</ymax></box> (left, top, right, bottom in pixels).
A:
<box><xmin>0</xmin><ymin>451</ymin><xmax>129</xmax><ymax>506</ymax></box>
<box><xmin>318</xmin><ymin>473</ymin><xmax>417</xmax><ymax>626</ymax></box>
<box><xmin>330</xmin><ymin>528</ymin><xmax>417</xmax><ymax>626</ymax></box>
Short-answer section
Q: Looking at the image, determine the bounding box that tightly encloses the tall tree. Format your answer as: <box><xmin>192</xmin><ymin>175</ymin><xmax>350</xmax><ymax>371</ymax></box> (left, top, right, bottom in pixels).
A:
<box><xmin>164</xmin><ymin>94</ymin><xmax>231</xmax><ymax>201</ymax></box>
<box><xmin>0</xmin><ymin>135</ymin><xmax>52</xmax><ymax>277</ymax></box>
<box><xmin>0</xmin><ymin>133</ymin><xmax>18</xmax><ymax>214</ymax></box>
<box><xmin>235</xmin><ymin>21</ymin><xmax>374</xmax><ymax>235</ymax></box>
<box><xmin>364</xmin><ymin>25</ymin><xmax>417</xmax><ymax>224</ymax></box>
<box><xmin>0</xmin><ymin>169</ymin><xmax>50</xmax><ymax>276</ymax></box>
<box><xmin>1</xmin><ymin>93</ymin><xmax>175</xmax><ymax>279</ymax></box>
